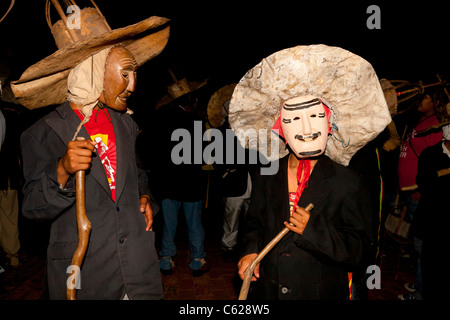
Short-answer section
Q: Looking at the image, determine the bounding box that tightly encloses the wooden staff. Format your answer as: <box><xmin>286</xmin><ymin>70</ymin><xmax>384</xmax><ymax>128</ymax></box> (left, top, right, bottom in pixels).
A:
<box><xmin>437</xmin><ymin>168</ymin><xmax>450</xmax><ymax>177</ymax></box>
<box><xmin>238</xmin><ymin>203</ymin><xmax>314</xmax><ymax>300</ymax></box>
<box><xmin>67</xmin><ymin>137</ymin><xmax>91</xmax><ymax>300</ymax></box>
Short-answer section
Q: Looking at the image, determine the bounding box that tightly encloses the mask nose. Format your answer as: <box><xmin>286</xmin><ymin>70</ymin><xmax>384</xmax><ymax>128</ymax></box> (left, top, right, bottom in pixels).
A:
<box><xmin>127</xmin><ymin>72</ymin><xmax>137</xmax><ymax>93</ymax></box>
<box><xmin>301</xmin><ymin>115</ymin><xmax>312</xmax><ymax>135</ymax></box>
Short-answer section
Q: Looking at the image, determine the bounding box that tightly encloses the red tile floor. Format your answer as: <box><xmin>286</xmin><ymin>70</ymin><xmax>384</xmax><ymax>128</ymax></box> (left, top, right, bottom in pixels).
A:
<box><xmin>0</xmin><ymin>203</ymin><xmax>418</xmax><ymax>301</ymax></box>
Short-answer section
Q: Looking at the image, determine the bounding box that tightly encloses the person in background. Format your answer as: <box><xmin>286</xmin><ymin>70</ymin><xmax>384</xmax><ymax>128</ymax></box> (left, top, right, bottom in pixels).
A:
<box><xmin>0</xmin><ymin>108</ymin><xmax>5</xmax><ymax>289</ymax></box>
<box><xmin>413</xmin><ymin>103</ymin><xmax>450</xmax><ymax>300</ymax></box>
<box><xmin>0</xmin><ymin>107</ymin><xmax>22</xmax><ymax>269</ymax></box>
<box><xmin>397</xmin><ymin>92</ymin><xmax>443</xmax><ymax>300</ymax></box>
<box><xmin>148</xmin><ymin>89</ymin><xmax>209</xmax><ymax>276</ymax></box>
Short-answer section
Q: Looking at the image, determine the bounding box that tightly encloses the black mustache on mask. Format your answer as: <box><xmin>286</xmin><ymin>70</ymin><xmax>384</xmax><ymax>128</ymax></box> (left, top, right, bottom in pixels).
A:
<box><xmin>294</xmin><ymin>132</ymin><xmax>321</xmax><ymax>141</ymax></box>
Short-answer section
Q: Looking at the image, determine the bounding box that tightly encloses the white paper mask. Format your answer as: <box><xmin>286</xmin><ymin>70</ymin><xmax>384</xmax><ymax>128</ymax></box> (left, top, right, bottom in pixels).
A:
<box><xmin>280</xmin><ymin>95</ymin><xmax>330</xmax><ymax>158</ymax></box>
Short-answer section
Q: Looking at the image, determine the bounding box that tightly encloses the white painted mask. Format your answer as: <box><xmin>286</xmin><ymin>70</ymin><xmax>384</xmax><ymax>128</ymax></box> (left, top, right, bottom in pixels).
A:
<box><xmin>280</xmin><ymin>95</ymin><xmax>330</xmax><ymax>158</ymax></box>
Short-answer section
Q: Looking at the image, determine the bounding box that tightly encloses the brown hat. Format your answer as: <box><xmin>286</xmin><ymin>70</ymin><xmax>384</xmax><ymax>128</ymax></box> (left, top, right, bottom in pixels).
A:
<box><xmin>206</xmin><ymin>83</ymin><xmax>236</xmax><ymax>128</ymax></box>
<box><xmin>155</xmin><ymin>69</ymin><xmax>208</xmax><ymax>110</ymax></box>
<box><xmin>11</xmin><ymin>1</ymin><xmax>170</xmax><ymax>110</ymax></box>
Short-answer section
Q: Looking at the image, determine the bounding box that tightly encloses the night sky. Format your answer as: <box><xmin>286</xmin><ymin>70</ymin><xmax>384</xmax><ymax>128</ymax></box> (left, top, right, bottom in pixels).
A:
<box><xmin>1</xmin><ymin>0</ymin><xmax>448</xmax><ymax>127</ymax></box>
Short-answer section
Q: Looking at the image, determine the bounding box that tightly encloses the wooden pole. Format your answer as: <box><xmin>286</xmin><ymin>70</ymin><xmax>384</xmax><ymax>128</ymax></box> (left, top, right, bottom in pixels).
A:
<box><xmin>66</xmin><ymin>137</ymin><xmax>91</xmax><ymax>300</ymax></box>
<box><xmin>238</xmin><ymin>203</ymin><xmax>314</xmax><ymax>300</ymax></box>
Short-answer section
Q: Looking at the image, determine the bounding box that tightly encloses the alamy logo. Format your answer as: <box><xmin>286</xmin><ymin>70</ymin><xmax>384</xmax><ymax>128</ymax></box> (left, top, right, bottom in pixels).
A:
<box><xmin>171</xmin><ymin>121</ymin><xmax>280</xmax><ymax>175</ymax></box>
<box><xmin>66</xmin><ymin>265</ymin><xmax>81</xmax><ymax>290</ymax></box>
<box><xmin>366</xmin><ymin>265</ymin><xmax>381</xmax><ymax>289</ymax></box>
<box><xmin>366</xmin><ymin>5</ymin><xmax>381</xmax><ymax>30</ymax></box>
<box><xmin>66</xmin><ymin>5</ymin><xmax>81</xmax><ymax>30</ymax></box>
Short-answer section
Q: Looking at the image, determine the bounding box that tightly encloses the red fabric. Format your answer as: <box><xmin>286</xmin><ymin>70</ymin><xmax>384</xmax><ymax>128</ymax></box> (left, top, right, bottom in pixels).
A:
<box><xmin>272</xmin><ymin>115</ymin><xmax>285</xmax><ymax>142</ymax></box>
<box><xmin>292</xmin><ymin>159</ymin><xmax>310</xmax><ymax>214</ymax></box>
<box><xmin>74</xmin><ymin>108</ymin><xmax>117</xmax><ymax>201</ymax></box>
<box><xmin>398</xmin><ymin>115</ymin><xmax>442</xmax><ymax>188</ymax></box>
<box><xmin>272</xmin><ymin>102</ymin><xmax>328</xmax><ymax>213</ymax></box>
<box><xmin>287</xmin><ymin>156</ymin><xmax>311</xmax><ymax>215</ymax></box>
<box><xmin>289</xmin><ymin>192</ymin><xmax>296</xmax><ymax>215</ymax></box>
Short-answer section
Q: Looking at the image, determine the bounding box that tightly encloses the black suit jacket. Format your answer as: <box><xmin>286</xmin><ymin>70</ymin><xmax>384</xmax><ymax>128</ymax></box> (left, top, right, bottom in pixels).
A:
<box><xmin>21</xmin><ymin>102</ymin><xmax>162</xmax><ymax>300</ymax></box>
<box><xmin>241</xmin><ymin>154</ymin><xmax>373</xmax><ymax>299</ymax></box>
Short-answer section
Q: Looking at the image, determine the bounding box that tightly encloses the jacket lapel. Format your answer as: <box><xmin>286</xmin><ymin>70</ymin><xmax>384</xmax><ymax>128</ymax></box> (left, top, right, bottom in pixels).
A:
<box><xmin>298</xmin><ymin>155</ymin><xmax>335</xmax><ymax>212</ymax></box>
<box><xmin>267</xmin><ymin>155</ymin><xmax>291</xmax><ymax>230</ymax></box>
<box><xmin>45</xmin><ymin>102</ymin><xmax>112</xmax><ymax>198</ymax></box>
<box><xmin>266</xmin><ymin>156</ymin><xmax>336</xmax><ymax>217</ymax></box>
<box><xmin>109</xmin><ymin>110</ymin><xmax>131</xmax><ymax>204</ymax></box>
<box><xmin>265</xmin><ymin>155</ymin><xmax>336</xmax><ymax>227</ymax></box>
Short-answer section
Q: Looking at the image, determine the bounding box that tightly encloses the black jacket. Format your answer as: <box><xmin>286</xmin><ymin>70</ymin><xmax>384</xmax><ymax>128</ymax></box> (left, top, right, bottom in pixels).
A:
<box><xmin>240</xmin><ymin>154</ymin><xmax>373</xmax><ymax>299</ymax></box>
<box><xmin>21</xmin><ymin>102</ymin><xmax>162</xmax><ymax>300</ymax></box>
<box><xmin>141</xmin><ymin>104</ymin><xmax>207</xmax><ymax>202</ymax></box>
<box><xmin>413</xmin><ymin>142</ymin><xmax>450</xmax><ymax>240</ymax></box>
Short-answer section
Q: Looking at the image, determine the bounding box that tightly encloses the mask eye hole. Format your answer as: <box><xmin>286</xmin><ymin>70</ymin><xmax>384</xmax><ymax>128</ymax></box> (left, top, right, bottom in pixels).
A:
<box><xmin>293</xmin><ymin>117</ymin><xmax>300</xmax><ymax>120</ymax></box>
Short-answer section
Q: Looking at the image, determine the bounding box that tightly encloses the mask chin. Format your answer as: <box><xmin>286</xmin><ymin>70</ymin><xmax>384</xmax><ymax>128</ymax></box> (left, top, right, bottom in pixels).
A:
<box><xmin>286</xmin><ymin>135</ymin><xmax>327</xmax><ymax>159</ymax></box>
<box><xmin>298</xmin><ymin>149</ymin><xmax>324</xmax><ymax>157</ymax></box>
<box><xmin>287</xmin><ymin>139</ymin><xmax>326</xmax><ymax>158</ymax></box>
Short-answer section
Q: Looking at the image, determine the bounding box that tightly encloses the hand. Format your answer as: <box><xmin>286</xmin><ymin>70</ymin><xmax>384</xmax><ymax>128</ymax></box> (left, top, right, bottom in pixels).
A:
<box><xmin>57</xmin><ymin>140</ymin><xmax>97</xmax><ymax>186</ymax></box>
<box><xmin>284</xmin><ymin>205</ymin><xmax>310</xmax><ymax>235</ymax></box>
<box><xmin>140</xmin><ymin>195</ymin><xmax>153</xmax><ymax>231</ymax></box>
<box><xmin>237</xmin><ymin>253</ymin><xmax>259</xmax><ymax>281</ymax></box>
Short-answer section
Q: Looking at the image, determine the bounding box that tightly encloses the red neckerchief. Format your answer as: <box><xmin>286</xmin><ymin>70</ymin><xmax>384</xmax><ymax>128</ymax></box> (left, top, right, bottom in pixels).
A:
<box><xmin>272</xmin><ymin>102</ymin><xmax>331</xmax><ymax>213</ymax></box>
<box><xmin>290</xmin><ymin>155</ymin><xmax>310</xmax><ymax>214</ymax></box>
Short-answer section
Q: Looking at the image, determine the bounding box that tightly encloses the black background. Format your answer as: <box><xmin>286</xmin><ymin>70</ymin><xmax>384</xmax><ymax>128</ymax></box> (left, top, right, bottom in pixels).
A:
<box><xmin>1</xmin><ymin>0</ymin><xmax>448</xmax><ymax>127</ymax></box>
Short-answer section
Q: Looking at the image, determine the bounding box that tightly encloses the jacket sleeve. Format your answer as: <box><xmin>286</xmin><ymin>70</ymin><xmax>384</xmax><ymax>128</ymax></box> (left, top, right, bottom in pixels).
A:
<box><xmin>239</xmin><ymin>166</ymin><xmax>266</xmax><ymax>258</ymax></box>
<box><xmin>21</xmin><ymin>129</ymin><xmax>76</xmax><ymax>220</ymax></box>
<box><xmin>133</xmin><ymin>119</ymin><xmax>160</xmax><ymax>215</ymax></box>
<box><xmin>294</xmin><ymin>176</ymin><xmax>372</xmax><ymax>268</ymax></box>
<box><xmin>136</xmin><ymin>150</ymin><xmax>160</xmax><ymax>215</ymax></box>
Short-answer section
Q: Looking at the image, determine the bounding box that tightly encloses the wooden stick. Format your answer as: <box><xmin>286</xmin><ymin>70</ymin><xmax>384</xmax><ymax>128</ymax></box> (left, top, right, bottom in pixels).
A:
<box><xmin>89</xmin><ymin>0</ymin><xmax>112</xmax><ymax>31</ymax></box>
<box><xmin>67</xmin><ymin>137</ymin><xmax>91</xmax><ymax>300</ymax></box>
<box><xmin>0</xmin><ymin>0</ymin><xmax>15</xmax><ymax>24</ymax></box>
<box><xmin>396</xmin><ymin>82</ymin><xmax>442</xmax><ymax>96</ymax></box>
<box><xmin>437</xmin><ymin>168</ymin><xmax>450</xmax><ymax>177</ymax></box>
<box><xmin>238</xmin><ymin>203</ymin><xmax>314</xmax><ymax>300</ymax></box>
<box><xmin>436</xmin><ymin>74</ymin><xmax>449</xmax><ymax>100</ymax></box>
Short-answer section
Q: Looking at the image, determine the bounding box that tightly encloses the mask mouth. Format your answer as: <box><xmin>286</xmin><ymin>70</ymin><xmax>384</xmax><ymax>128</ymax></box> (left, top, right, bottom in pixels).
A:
<box><xmin>117</xmin><ymin>93</ymin><xmax>132</xmax><ymax>104</ymax></box>
<box><xmin>294</xmin><ymin>132</ymin><xmax>321</xmax><ymax>142</ymax></box>
<box><xmin>119</xmin><ymin>92</ymin><xmax>131</xmax><ymax>99</ymax></box>
<box><xmin>298</xmin><ymin>150</ymin><xmax>322</xmax><ymax>156</ymax></box>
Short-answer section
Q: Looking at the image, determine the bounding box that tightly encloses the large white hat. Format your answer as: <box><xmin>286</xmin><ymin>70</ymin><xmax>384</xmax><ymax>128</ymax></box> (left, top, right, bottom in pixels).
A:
<box><xmin>228</xmin><ymin>44</ymin><xmax>392</xmax><ymax>166</ymax></box>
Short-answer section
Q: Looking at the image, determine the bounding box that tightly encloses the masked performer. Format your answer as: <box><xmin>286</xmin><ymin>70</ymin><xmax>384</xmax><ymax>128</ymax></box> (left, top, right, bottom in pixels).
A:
<box><xmin>20</xmin><ymin>46</ymin><xmax>163</xmax><ymax>300</ymax></box>
<box><xmin>12</xmin><ymin>5</ymin><xmax>169</xmax><ymax>300</ymax></box>
<box><xmin>234</xmin><ymin>45</ymin><xmax>391</xmax><ymax>299</ymax></box>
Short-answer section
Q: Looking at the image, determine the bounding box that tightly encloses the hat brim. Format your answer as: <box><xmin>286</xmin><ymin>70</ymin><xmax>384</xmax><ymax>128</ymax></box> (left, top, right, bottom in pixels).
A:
<box><xmin>155</xmin><ymin>79</ymin><xmax>208</xmax><ymax>110</ymax></box>
<box><xmin>228</xmin><ymin>44</ymin><xmax>392</xmax><ymax>166</ymax></box>
<box><xmin>11</xmin><ymin>16</ymin><xmax>170</xmax><ymax>109</ymax></box>
<box><xmin>207</xmin><ymin>83</ymin><xmax>236</xmax><ymax>128</ymax></box>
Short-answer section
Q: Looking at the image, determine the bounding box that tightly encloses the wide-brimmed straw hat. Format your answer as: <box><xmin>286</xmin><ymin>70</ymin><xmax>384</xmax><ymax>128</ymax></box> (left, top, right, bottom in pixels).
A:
<box><xmin>11</xmin><ymin>1</ymin><xmax>170</xmax><ymax>110</ymax></box>
<box><xmin>206</xmin><ymin>83</ymin><xmax>236</xmax><ymax>128</ymax></box>
<box><xmin>228</xmin><ymin>44</ymin><xmax>392</xmax><ymax>166</ymax></box>
<box><xmin>155</xmin><ymin>69</ymin><xmax>208</xmax><ymax>110</ymax></box>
